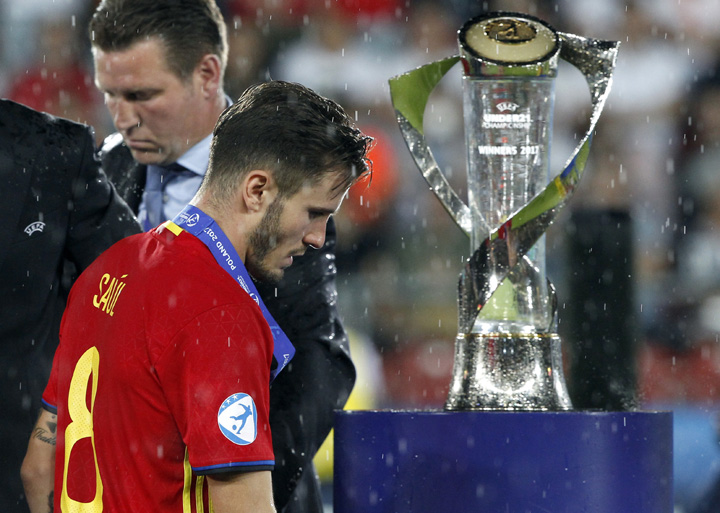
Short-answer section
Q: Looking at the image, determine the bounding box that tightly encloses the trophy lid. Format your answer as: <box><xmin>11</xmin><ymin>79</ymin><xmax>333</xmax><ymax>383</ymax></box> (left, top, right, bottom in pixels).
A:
<box><xmin>459</xmin><ymin>12</ymin><xmax>560</xmax><ymax>77</ymax></box>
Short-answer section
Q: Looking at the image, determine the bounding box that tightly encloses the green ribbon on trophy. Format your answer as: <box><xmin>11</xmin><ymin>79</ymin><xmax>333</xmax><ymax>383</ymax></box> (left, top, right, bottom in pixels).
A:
<box><xmin>389</xmin><ymin>12</ymin><xmax>619</xmax><ymax>410</ymax></box>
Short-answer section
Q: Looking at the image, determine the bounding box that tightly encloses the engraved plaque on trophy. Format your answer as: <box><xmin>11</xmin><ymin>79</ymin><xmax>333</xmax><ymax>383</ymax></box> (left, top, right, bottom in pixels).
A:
<box><xmin>389</xmin><ymin>12</ymin><xmax>619</xmax><ymax>410</ymax></box>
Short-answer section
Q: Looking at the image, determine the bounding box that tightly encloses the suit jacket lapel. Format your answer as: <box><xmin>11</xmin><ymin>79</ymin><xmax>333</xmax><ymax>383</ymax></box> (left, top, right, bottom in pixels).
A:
<box><xmin>100</xmin><ymin>138</ymin><xmax>147</xmax><ymax>214</ymax></box>
<box><xmin>126</xmin><ymin>161</ymin><xmax>147</xmax><ymax>214</ymax></box>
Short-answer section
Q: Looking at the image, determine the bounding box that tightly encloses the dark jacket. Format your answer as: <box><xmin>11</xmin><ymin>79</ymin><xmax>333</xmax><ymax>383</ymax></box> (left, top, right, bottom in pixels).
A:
<box><xmin>0</xmin><ymin>100</ymin><xmax>142</xmax><ymax>512</ymax></box>
<box><xmin>99</xmin><ymin>134</ymin><xmax>357</xmax><ymax>513</ymax></box>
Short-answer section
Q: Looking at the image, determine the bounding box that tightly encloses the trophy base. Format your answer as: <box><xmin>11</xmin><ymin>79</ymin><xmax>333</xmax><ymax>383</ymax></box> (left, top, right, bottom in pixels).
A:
<box><xmin>445</xmin><ymin>332</ymin><xmax>572</xmax><ymax>411</ymax></box>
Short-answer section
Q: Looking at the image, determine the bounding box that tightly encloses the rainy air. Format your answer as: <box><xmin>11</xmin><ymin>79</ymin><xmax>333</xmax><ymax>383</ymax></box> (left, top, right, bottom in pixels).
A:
<box><xmin>3</xmin><ymin>1</ymin><xmax>720</xmax><ymax>512</ymax></box>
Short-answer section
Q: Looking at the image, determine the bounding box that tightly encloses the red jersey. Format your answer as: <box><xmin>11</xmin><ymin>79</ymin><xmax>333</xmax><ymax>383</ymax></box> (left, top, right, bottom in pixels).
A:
<box><xmin>42</xmin><ymin>224</ymin><xmax>274</xmax><ymax>512</ymax></box>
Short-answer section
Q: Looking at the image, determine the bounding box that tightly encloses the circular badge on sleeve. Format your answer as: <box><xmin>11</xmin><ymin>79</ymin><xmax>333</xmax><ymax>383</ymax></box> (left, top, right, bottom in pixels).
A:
<box><xmin>217</xmin><ymin>393</ymin><xmax>258</xmax><ymax>445</ymax></box>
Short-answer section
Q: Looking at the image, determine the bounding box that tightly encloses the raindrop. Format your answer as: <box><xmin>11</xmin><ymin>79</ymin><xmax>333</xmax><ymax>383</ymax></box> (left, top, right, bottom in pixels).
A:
<box><xmin>398</xmin><ymin>438</ymin><xmax>408</xmax><ymax>453</ymax></box>
<box><xmin>369</xmin><ymin>491</ymin><xmax>379</xmax><ymax>505</ymax></box>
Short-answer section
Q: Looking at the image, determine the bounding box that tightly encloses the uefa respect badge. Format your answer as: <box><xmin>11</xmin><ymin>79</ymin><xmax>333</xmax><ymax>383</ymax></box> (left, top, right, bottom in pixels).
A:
<box><xmin>218</xmin><ymin>393</ymin><xmax>257</xmax><ymax>445</ymax></box>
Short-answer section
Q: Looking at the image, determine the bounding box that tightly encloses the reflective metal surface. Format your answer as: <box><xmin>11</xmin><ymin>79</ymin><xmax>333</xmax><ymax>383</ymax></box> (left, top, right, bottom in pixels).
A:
<box><xmin>389</xmin><ymin>12</ymin><xmax>619</xmax><ymax>411</ymax></box>
<box><xmin>445</xmin><ymin>333</ymin><xmax>571</xmax><ymax>411</ymax></box>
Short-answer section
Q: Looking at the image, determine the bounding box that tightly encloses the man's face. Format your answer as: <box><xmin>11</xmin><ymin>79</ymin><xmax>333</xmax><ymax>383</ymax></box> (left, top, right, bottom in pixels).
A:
<box><xmin>93</xmin><ymin>38</ymin><xmax>211</xmax><ymax>165</ymax></box>
<box><xmin>246</xmin><ymin>173</ymin><xmax>347</xmax><ymax>284</ymax></box>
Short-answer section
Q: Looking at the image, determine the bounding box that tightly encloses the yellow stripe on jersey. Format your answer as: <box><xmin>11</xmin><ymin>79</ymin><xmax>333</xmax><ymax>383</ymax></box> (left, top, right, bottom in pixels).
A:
<box><xmin>164</xmin><ymin>221</ymin><xmax>184</xmax><ymax>236</ymax></box>
<box><xmin>184</xmin><ymin>448</ymin><xmax>192</xmax><ymax>513</ymax></box>
<box><xmin>196</xmin><ymin>475</ymin><xmax>205</xmax><ymax>513</ymax></box>
<box><xmin>183</xmin><ymin>448</ymin><xmax>211</xmax><ymax>513</ymax></box>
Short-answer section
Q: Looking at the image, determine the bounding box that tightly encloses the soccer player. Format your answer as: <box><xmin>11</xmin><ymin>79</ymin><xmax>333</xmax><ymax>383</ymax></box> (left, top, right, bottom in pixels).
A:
<box><xmin>21</xmin><ymin>80</ymin><xmax>372</xmax><ymax>513</ymax></box>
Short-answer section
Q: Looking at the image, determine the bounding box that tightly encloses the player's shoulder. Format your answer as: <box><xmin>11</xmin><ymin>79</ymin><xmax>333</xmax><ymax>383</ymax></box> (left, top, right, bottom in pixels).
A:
<box><xmin>151</xmin><ymin>231</ymin><xmax>247</xmax><ymax>294</ymax></box>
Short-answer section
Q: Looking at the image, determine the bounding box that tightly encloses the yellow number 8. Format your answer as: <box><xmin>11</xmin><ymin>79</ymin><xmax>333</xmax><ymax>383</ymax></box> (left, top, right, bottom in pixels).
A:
<box><xmin>62</xmin><ymin>347</ymin><xmax>104</xmax><ymax>512</ymax></box>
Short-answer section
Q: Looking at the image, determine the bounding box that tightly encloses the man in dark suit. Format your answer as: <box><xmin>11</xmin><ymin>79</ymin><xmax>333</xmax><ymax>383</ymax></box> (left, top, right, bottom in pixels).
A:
<box><xmin>88</xmin><ymin>1</ymin><xmax>357</xmax><ymax>511</ymax></box>
<box><xmin>0</xmin><ymin>99</ymin><xmax>141</xmax><ymax>512</ymax></box>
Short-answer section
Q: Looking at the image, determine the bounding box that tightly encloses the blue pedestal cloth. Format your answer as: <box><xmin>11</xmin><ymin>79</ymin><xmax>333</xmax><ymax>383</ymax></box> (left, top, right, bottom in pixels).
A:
<box><xmin>334</xmin><ymin>410</ymin><xmax>672</xmax><ymax>513</ymax></box>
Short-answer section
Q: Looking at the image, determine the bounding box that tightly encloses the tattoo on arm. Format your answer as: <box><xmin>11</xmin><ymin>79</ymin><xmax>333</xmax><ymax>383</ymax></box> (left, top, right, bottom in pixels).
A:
<box><xmin>32</xmin><ymin>414</ymin><xmax>57</xmax><ymax>446</ymax></box>
<box><xmin>47</xmin><ymin>492</ymin><xmax>54</xmax><ymax>513</ymax></box>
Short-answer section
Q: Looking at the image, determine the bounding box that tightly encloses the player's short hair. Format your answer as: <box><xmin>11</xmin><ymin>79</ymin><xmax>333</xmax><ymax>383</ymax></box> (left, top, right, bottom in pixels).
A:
<box><xmin>204</xmin><ymin>81</ymin><xmax>373</xmax><ymax>203</ymax></box>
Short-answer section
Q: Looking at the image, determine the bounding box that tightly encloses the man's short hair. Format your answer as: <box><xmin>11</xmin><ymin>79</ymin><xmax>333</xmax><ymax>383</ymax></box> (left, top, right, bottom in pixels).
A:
<box><xmin>204</xmin><ymin>81</ymin><xmax>373</xmax><ymax>204</ymax></box>
<box><xmin>89</xmin><ymin>0</ymin><xmax>228</xmax><ymax>81</ymax></box>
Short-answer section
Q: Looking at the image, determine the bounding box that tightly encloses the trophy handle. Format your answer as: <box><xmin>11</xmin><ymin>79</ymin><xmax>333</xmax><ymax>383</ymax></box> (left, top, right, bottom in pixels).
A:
<box><xmin>389</xmin><ymin>56</ymin><xmax>473</xmax><ymax>236</ymax></box>
<box><xmin>559</xmin><ymin>33</ymin><xmax>619</xmax><ymax>134</ymax></box>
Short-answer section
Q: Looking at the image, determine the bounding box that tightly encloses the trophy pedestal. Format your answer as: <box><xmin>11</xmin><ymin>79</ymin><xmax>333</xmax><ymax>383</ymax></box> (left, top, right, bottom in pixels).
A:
<box><xmin>334</xmin><ymin>410</ymin><xmax>672</xmax><ymax>513</ymax></box>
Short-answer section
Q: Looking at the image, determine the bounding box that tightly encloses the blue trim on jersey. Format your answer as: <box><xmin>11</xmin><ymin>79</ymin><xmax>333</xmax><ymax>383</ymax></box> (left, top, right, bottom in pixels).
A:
<box><xmin>41</xmin><ymin>398</ymin><xmax>57</xmax><ymax>414</ymax></box>
<box><xmin>193</xmin><ymin>460</ymin><xmax>275</xmax><ymax>472</ymax></box>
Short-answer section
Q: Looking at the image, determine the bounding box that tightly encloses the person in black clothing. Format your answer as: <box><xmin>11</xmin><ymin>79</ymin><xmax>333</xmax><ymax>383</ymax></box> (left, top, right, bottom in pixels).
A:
<box><xmin>0</xmin><ymin>99</ymin><xmax>141</xmax><ymax>512</ymax></box>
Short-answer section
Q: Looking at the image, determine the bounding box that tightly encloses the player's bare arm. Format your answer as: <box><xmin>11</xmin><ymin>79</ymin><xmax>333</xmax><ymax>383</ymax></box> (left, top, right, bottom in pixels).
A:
<box><xmin>207</xmin><ymin>470</ymin><xmax>276</xmax><ymax>513</ymax></box>
<box><xmin>21</xmin><ymin>409</ymin><xmax>57</xmax><ymax>513</ymax></box>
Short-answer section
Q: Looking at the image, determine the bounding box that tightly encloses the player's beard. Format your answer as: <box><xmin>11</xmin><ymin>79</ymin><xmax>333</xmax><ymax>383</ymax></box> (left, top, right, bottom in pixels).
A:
<box><xmin>247</xmin><ymin>196</ymin><xmax>289</xmax><ymax>284</ymax></box>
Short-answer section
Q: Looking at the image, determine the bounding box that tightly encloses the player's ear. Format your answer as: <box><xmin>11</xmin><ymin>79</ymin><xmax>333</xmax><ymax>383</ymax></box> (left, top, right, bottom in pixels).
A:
<box><xmin>242</xmin><ymin>170</ymin><xmax>276</xmax><ymax>213</ymax></box>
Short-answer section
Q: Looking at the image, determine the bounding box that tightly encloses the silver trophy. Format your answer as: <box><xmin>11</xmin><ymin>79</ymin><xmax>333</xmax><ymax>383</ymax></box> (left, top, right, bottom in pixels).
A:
<box><xmin>389</xmin><ymin>12</ymin><xmax>619</xmax><ymax>410</ymax></box>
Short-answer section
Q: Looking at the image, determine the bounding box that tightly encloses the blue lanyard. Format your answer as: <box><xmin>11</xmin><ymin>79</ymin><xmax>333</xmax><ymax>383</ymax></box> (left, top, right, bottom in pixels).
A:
<box><xmin>170</xmin><ymin>204</ymin><xmax>295</xmax><ymax>382</ymax></box>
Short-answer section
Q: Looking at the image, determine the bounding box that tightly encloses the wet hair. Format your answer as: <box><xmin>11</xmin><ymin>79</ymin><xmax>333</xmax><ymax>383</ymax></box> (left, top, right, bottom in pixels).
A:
<box><xmin>203</xmin><ymin>81</ymin><xmax>373</xmax><ymax>204</ymax></box>
<box><xmin>89</xmin><ymin>0</ymin><xmax>228</xmax><ymax>81</ymax></box>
